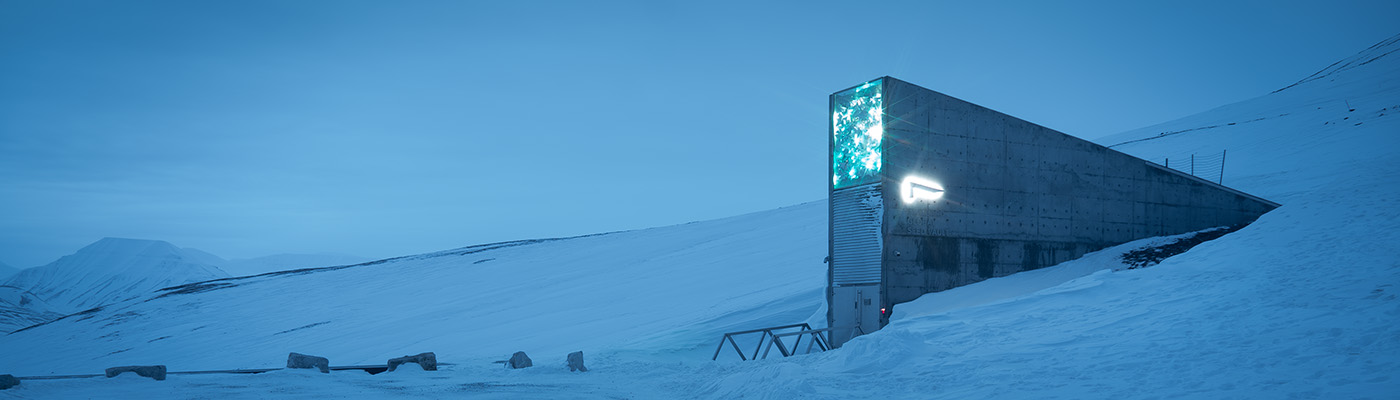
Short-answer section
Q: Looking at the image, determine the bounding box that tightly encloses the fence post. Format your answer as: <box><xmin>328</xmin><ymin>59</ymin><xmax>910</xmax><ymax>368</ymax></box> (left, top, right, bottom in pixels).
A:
<box><xmin>1219</xmin><ymin>150</ymin><xmax>1226</xmax><ymax>185</ymax></box>
<box><xmin>1191</xmin><ymin>154</ymin><xmax>1195</xmax><ymax>175</ymax></box>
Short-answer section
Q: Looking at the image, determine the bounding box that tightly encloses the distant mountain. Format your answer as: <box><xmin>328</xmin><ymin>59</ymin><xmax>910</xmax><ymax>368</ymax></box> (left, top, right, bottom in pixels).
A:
<box><xmin>2</xmin><ymin>238</ymin><xmax>231</xmax><ymax>315</ymax></box>
<box><xmin>179</xmin><ymin>247</ymin><xmax>231</xmax><ymax>269</ymax></box>
<box><xmin>0</xmin><ymin>261</ymin><xmax>18</xmax><ymax>280</ymax></box>
<box><xmin>223</xmin><ymin>253</ymin><xmax>371</xmax><ymax>276</ymax></box>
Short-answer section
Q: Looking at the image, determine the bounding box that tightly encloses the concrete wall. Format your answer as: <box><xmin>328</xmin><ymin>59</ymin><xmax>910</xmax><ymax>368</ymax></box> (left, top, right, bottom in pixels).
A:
<box><xmin>877</xmin><ymin>77</ymin><xmax>1278</xmax><ymax>307</ymax></box>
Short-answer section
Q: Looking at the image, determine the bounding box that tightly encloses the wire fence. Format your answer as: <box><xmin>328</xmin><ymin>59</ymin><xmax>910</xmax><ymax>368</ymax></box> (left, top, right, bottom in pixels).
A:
<box><xmin>1162</xmin><ymin>150</ymin><xmax>1227</xmax><ymax>185</ymax></box>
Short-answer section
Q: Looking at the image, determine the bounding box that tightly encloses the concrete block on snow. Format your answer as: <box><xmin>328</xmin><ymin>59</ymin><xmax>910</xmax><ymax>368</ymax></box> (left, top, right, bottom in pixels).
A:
<box><xmin>105</xmin><ymin>365</ymin><xmax>166</xmax><ymax>381</ymax></box>
<box><xmin>507</xmin><ymin>351</ymin><xmax>532</xmax><ymax>369</ymax></box>
<box><xmin>387</xmin><ymin>352</ymin><xmax>437</xmax><ymax>372</ymax></box>
<box><xmin>567</xmin><ymin>351</ymin><xmax>587</xmax><ymax>372</ymax></box>
<box><xmin>286</xmin><ymin>352</ymin><xmax>330</xmax><ymax>373</ymax></box>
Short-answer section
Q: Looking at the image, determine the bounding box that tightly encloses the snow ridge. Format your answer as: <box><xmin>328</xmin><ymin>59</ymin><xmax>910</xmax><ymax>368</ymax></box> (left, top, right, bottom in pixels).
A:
<box><xmin>1273</xmin><ymin>33</ymin><xmax>1400</xmax><ymax>93</ymax></box>
<box><xmin>223</xmin><ymin>253</ymin><xmax>371</xmax><ymax>277</ymax></box>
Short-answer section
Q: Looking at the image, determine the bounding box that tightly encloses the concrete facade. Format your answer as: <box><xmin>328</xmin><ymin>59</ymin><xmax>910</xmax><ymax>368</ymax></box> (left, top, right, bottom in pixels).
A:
<box><xmin>827</xmin><ymin>77</ymin><xmax>1279</xmax><ymax>346</ymax></box>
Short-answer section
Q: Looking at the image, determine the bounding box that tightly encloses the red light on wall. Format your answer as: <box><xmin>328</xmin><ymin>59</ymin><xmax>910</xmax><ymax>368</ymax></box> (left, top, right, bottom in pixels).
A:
<box><xmin>880</xmin><ymin>307</ymin><xmax>887</xmax><ymax>315</ymax></box>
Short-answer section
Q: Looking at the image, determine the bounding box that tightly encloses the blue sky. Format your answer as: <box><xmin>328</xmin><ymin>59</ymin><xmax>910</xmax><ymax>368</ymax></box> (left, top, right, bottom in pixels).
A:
<box><xmin>2</xmin><ymin>0</ymin><xmax>1397</xmax><ymax>267</ymax></box>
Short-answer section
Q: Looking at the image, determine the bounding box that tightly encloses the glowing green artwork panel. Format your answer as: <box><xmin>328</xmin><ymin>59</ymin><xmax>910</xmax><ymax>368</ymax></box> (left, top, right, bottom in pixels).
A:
<box><xmin>832</xmin><ymin>79</ymin><xmax>884</xmax><ymax>189</ymax></box>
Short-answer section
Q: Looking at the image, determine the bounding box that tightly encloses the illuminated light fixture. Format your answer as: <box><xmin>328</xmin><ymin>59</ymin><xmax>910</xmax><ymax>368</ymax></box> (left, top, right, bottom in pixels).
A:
<box><xmin>901</xmin><ymin>176</ymin><xmax>945</xmax><ymax>204</ymax></box>
<box><xmin>831</xmin><ymin>79</ymin><xmax>883</xmax><ymax>189</ymax></box>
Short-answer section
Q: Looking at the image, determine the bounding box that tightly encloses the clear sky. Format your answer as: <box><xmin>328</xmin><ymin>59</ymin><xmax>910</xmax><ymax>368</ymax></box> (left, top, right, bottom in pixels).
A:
<box><xmin>2</xmin><ymin>0</ymin><xmax>1396</xmax><ymax>268</ymax></box>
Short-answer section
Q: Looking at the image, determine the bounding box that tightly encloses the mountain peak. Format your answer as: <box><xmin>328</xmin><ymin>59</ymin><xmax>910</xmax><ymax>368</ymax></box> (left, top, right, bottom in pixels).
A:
<box><xmin>84</xmin><ymin>237</ymin><xmax>179</xmax><ymax>251</ymax></box>
<box><xmin>2</xmin><ymin>237</ymin><xmax>231</xmax><ymax>313</ymax></box>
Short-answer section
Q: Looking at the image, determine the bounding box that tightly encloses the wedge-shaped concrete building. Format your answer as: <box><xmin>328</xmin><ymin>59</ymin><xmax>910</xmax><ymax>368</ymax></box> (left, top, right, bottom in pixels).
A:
<box><xmin>827</xmin><ymin>77</ymin><xmax>1278</xmax><ymax>346</ymax></box>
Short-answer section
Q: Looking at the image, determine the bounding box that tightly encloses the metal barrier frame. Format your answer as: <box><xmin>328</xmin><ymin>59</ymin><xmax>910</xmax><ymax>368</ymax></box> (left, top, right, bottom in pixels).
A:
<box><xmin>712</xmin><ymin>324</ymin><xmax>847</xmax><ymax>361</ymax></box>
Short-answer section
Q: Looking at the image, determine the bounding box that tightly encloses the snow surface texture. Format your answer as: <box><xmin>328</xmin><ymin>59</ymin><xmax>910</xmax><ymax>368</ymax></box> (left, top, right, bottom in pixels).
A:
<box><xmin>1</xmin><ymin>238</ymin><xmax>231</xmax><ymax>317</ymax></box>
<box><xmin>3</xmin><ymin>34</ymin><xmax>1399</xmax><ymax>398</ymax></box>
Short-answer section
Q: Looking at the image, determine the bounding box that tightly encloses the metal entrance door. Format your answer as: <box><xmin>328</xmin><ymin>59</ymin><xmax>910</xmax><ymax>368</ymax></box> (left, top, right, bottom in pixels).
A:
<box><xmin>830</xmin><ymin>285</ymin><xmax>881</xmax><ymax>347</ymax></box>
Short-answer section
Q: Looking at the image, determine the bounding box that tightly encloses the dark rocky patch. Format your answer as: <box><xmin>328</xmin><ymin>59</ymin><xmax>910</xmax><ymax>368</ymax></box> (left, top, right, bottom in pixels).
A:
<box><xmin>273</xmin><ymin>321</ymin><xmax>330</xmax><ymax>336</ymax></box>
<box><xmin>103</xmin><ymin>348</ymin><xmax>133</xmax><ymax>356</ymax></box>
<box><xmin>151</xmin><ymin>281</ymin><xmax>239</xmax><ymax>300</ymax></box>
<box><xmin>0</xmin><ymin>374</ymin><xmax>19</xmax><ymax>390</ymax></box>
<box><xmin>1120</xmin><ymin>225</ymin><xmax>1244</xmax><ymax>269</ymax></box>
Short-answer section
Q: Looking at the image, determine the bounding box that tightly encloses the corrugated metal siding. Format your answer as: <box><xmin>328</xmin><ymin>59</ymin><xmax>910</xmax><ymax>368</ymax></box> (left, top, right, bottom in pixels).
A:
<box><xmin>832</xmin><ymin>182</ymin><xmax>883</xmax><ymax>286</ymax></box>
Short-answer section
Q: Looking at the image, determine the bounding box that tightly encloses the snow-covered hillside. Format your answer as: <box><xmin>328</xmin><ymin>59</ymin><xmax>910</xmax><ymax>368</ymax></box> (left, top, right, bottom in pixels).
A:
<box><xmin>3</xmin><ymin>34</ymin><xmax>1398</xmax><ymax>399</ymax></box>
<box><xmin>0</xmin><ymin>285</ymin><xmax>62</xmax><ymax>333</ymax></box>
<box><xmin>2</xmin><ymin>238</ymin><xmax>231</xmax><ymax>317</ymax></box>
<box><xmin>0</xmin><ymin>204</ymin><xmax>827</xmax><ymax>375</ymax></box>
<box><xmin>1099</xmin><ymin>34</ymin><xmax>1400</xmax><ymax>202</ymax></box>
<box><xmin>223</xmin><ymin>253</ymin><xmax>371</xmax><ymax>277</ymax></box>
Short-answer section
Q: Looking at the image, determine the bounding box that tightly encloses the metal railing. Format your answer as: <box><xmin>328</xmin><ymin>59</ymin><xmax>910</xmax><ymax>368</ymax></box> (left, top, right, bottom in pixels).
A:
<box><xmin>712</xmin><ymin>323</ymin><xmax>848</xmax><ymax>361</ymax></box>
<box><xmin>1163</xmin><ymin>150</ymin><xmax>1227</xmax><ymax>184</ymax></box>
<box><xmin>14</xmin><ymin>364</ymin><xmax>420</xmax><ymax>381</ymax></box>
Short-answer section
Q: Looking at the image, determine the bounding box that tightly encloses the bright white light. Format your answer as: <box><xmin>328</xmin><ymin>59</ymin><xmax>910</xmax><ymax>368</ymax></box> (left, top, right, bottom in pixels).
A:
<box><xmin>901</xmin><ymin>176</ymin><xmax>944</xmax><ymax>204</ymax></box>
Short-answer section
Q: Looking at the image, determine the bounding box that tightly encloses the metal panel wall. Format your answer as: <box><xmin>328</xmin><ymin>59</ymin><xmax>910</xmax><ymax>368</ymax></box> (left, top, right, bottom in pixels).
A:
<box><xmin>831</xmin><ymin>182</ymin><xmax>883</xmax><ymax>286</ymax></box>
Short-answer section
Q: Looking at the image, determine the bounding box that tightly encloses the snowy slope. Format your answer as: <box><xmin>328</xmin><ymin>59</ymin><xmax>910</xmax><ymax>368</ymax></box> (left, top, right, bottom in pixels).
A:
<box><xmin>223</xmin><ymin>253</ymin><xmax>371</xmax><ymax>276</ymax></box>
<box><xmin>1098</xmin><ymin>34</ymin><xmax>1400</xmax><ymax>202</ymax></box>
<box><xmin>3</xmin><ymin>35</ymin><xmax>1399</xmax><ymax>399</ymax></box>
<box><xmin>2</xmin><ymin>238</ymin><xmax>231</xmax><ymax>315</ymax></box>
<box><xmin>0</xmin><ymin>285</ymin><xmax>63</xmax><ymax>333</ymax></box>
<box><xmin>0</xmin><ymin>203</ymin><xmax>827</xmax><ymax>375</ymax></box>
